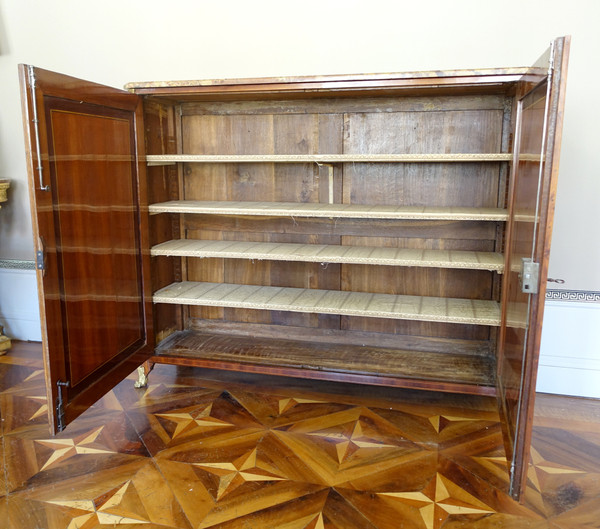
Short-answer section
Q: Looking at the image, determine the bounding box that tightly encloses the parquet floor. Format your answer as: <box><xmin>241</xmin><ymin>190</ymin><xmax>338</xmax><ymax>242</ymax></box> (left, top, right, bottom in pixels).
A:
<box><xmin>1</xmin><ymin>342</ymin><xmax>599</xmax><ymax>528</ymax></box>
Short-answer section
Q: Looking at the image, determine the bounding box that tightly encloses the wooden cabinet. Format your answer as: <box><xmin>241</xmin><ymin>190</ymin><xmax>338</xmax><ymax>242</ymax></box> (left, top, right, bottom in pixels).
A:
<box><xmin>19</xmin><ymin>36</ymin><xmax>569</xmax><ymax>500</ymax></box>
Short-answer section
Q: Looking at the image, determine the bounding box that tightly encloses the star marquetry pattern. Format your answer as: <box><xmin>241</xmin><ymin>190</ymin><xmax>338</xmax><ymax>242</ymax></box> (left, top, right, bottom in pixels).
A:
<box><xmin>288</xmin><ymin>512</ymin><xmax>325</xmax><ymax>529</ymax></box>
<box><xmin>4</xmin><ymin>343</ymin><xmax>599</xmax><ymax>529</ymax></box>
<box><xmin>278</xmin><ymin>397</ymin><xmax>325</xmax><ymax>414</ymax></box>
<box><xmin>155</xmin><ymin>403</ymin><xmax>232</xmax><ymax>439</ymax></box>
<box><xmin>26</xmin><ymin>395</ymin><xmax>48</xmax><ymax>421</ymax></box>
<box><xmin>23</xmin><ymin>369</ymin><xmax>45</xmax><ymax>382</ymax></box>
<box><xmin>47</xmin><ymin>480</ymin><xmax>151</xmax><ymax>528</ymax></box>
<box><xmin>35</xmin><ymin>426</ymin><xmax>115</xmax><ymax>471</ymax></box>
<box><xmin>469</xmin><ymin>454</ymin><xmax>510</xmax><ymax>482</ymax></box>
<box><xmin>379</xmin><ymin>473</ymin><xmax>495</xmax><ymax>529</ymax></box>
<box><xmin>527</xmin><ymin>446</ymin><xmax>586</xmax><ymax>494</ymax></box>
<box><xmin>428</xmin><ymin>415</ymin><xmax>478</xmax><ymax>433</ymax></box>
<box><xmin>194</xmin><ymin>448</ymin><xmax>287</xmax><ymax>500</ymax></box>
<box><xmin>307</xmin><ymin>513</ymin><xmax>325</xmax><ymax>529</ymax></box>
<box><xmin>308</xmin><ymin>419</ymin><xmax>397</xmax><ymax>463</ymax></box>
<box><xmin>137</xmin><ymin>381</ymin><xmax>193</xmax><ymax>401</ymax></box>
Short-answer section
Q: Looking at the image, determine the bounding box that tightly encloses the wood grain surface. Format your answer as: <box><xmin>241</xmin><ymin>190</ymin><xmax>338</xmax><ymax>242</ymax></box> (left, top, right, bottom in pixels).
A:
<box><xmin>3</xmin><ymin>341</ymin><xmax>598</xmax><ymax>529</ymax></box>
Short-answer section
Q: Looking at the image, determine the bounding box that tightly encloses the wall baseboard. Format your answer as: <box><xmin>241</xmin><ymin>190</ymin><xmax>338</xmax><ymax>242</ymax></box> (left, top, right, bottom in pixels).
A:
<box><xmin>537</xmin><ymin>297</ymin><xmax>600</xmax><ymax>399</ymax></box>
<box><xmin>0</xmin><ymin>266</ymin><xmax>41</xmax><ymax>341</ymax></box>
<box><xmin>1</xmin><ymin>268</ymin><xmax>598</xmax><ymax>398</ymax></box>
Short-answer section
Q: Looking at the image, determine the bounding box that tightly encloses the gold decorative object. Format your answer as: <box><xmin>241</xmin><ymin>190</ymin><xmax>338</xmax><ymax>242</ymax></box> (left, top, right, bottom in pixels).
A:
<box><xmin>0</xmin><ymin>325</ymin><xmax>11</xmax><ymax>354</ymax></box>
<box><xmin>0</xmin><ymin>179</ymin><xmax>9</xmax><ymax>206</ymax></box>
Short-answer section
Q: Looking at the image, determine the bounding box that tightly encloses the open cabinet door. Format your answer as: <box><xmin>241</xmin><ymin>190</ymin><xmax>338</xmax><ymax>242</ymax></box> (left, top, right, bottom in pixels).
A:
<box><xmin>19</xmin><ymin>66</ymin><xmax>154</xmax><ymax>433</ymax></box>
<box><xmin>497</xmin><ymin>36</ymin><xmax>570</xmax><ymax>500</ymax></box>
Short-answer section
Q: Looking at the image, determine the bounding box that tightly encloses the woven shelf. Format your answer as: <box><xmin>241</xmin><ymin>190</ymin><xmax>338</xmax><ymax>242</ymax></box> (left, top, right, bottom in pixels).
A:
<box><xmin>149</xmin><ymin>200</ymin><xmax>508</xmax><ymax>221</ymax></box>
<box><xmin>146</xmin><ymin>153</ymin><xmax>514</xmax><ymax>166</ymax></box>
<box><xmin>151</xmin><ymin>239</ymin><xmax>505</xmax><ymax>273</ymax></box>
<box><xmin>153</xmin><ymin>282</ymin><xmax>501</xmax><ymax>326</ymax></box>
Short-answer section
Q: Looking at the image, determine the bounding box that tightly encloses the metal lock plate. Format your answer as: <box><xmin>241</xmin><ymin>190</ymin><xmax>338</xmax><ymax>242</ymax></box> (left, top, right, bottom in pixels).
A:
<box><xmin>520</xmin><ymin>258</ymin><xmax>540</xmax><ymax>294</ymax></box>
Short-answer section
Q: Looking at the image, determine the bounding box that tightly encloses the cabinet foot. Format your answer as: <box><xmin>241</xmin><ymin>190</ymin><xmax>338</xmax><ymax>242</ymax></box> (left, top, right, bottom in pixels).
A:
<box><xmin>134</xmin><ymin>361</ymin><xmax>154</xmax><ymax>388</ymax></box>
<box><xmin>0</xmin><ymin>324</ymin><xmax>11</xmax><ymax>355</ymax></box>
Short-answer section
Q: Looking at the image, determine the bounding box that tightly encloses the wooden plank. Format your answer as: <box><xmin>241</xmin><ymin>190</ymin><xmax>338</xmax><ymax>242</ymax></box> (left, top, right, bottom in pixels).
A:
<box><xmin>153</xmin><ymin>330</ymin><xmax>496</xmax><ymax>391</ymax></box>
<box><xmin>147</xmin><ymin>153</ymin><xmax>514</xmax><ymax>165</ymax></box>
<box><xmin>153</xmin><ymin>281</ymin><xmax>501</xmax><ymax>326</ymax></box>
<box><xmin>143</xmin><ymin>99</ymin><xmax>183</xmax><ymax>342</ymax></box>
<box><xmin>338</xmin><ymin>106</ymin><xmax>505</xmax><ymax>341</ymax></box>
<box><xmin>181</xmin><ymin>113</ymin><xmax>277</xmax><ymax>324</ymax></box>
<box><xmin>342</xmin><ymin>110</ymin><xmax>506</xmax><ymax>209</ymax></box>
<box><xmin>180</xmin><ymin>94</ymin><xmax>507</xmax><ymax>116</ymax></box>
<box><xmin>183</xmin><ymin>215</ymin><xmax>500</xmax><ymax>240</ymax></box>
<box><xmin>151</xmin><ymin>239</ymin><xmax>505</xmax><ymax>272</ymax></box>
<box><xmin>180</xmin><ymin>112</ymin><xmax>345</xmax><ymax>329</ymax></box>
<box><xmin>187</xmin><ymin>319</ymin><xmax>493</xmax><ymax>356</ymax></box>
<box><xmin>149</xmin><ymin>201</ymin><xmax>509</xmax><ymax>221</ymax></box>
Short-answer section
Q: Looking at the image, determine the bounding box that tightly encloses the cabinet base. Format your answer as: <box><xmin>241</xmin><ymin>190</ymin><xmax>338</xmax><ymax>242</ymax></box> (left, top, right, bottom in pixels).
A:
<box><xmin>152</xmin><ymin>330</ymin><xmax>496</xmax><ymax>396</ymax></box>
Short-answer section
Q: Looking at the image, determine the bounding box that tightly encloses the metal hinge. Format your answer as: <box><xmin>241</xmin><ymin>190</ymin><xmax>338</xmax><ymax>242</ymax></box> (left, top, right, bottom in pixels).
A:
<box><xmin>27</xmin><ymin>65</ymin><xmax>50</xmax><ymax>192</ymax></box>
<box><xmin>28</xmin><ymin>64</ymin><xmax>36</xmax><ymax>89</ymax></box>
<box><xmin>520</xmin><ymin>258</ymin><xmax>540</xmax><ymax>294</ymax></box>
<box><xmin>548</xmin><ymin>40</ymin><xmax>556</xmax><ymax>75</ymax></box>
<box><xmin>56</xmin><ymin>379</ymin><xmax>70</xmax><ymax>432</ymax></box>
<box><xmin>36</xmin><ymin>249</ymin><xmax>45</xmax><ymax>271</ymax></box>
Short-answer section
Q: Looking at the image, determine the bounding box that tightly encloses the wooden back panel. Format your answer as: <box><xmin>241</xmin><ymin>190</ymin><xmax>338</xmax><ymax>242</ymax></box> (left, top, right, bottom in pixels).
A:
<box><xmin>179</xmin><ymin>94</ymin><xmax>509</xmax><ymax>345</ymax></box>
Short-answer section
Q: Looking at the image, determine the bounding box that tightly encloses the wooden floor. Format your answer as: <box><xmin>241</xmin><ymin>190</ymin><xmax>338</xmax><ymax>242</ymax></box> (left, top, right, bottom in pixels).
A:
<box><xmin>1</xmin><ymin>342</ymin><xmax>599</xmax><ymax>528</ymax></box>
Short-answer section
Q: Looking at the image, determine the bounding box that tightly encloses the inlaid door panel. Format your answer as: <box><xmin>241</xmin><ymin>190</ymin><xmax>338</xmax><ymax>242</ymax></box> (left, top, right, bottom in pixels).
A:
<box><xmin>19</xmin><ymin>66</ymin><xmax>154</xmax><ymax>433</ymax></box>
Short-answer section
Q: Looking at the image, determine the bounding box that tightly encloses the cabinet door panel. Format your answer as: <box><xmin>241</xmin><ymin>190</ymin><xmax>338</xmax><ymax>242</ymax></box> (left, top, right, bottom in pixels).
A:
<box><xmin>497</xmin><ymin>36</ymin><xmax>570</xmax><ymax>500</ymax></box>
<box><xmin>19</xmin><ymin>66</ymin><xmax>153</xmax><ymax>433</ymax></box>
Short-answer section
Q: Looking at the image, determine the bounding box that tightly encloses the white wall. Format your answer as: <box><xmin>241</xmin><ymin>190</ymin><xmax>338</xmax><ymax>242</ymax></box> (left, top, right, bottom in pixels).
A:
<box><xmin>0</xmin><ymin>0</ymin><xmax>598</xmax><ymax>288</ymax></box>
<box><xmin>0</xmin><ymin>0</ymin><xmax>598</xmax><ymax>395</ymax></box>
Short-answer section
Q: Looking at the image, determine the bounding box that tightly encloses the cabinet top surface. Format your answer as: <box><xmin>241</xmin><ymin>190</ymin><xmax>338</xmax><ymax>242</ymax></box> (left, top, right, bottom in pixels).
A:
<box><xmin>125</xmin><ymin>67</ymin><xmax>537</xmax><ymax>89</ymax></box>
<box><xmin>124</xmin><ymin>67</ymin><xmax>546</xmax><ymax>98</ymax></box>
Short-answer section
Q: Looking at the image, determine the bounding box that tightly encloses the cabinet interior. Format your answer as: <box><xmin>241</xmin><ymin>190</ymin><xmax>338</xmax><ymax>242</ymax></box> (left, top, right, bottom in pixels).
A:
<box><xmin>142</xmin><ymin>84</ymin><xmax>518</xmax><ymax>395</ymax></box>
